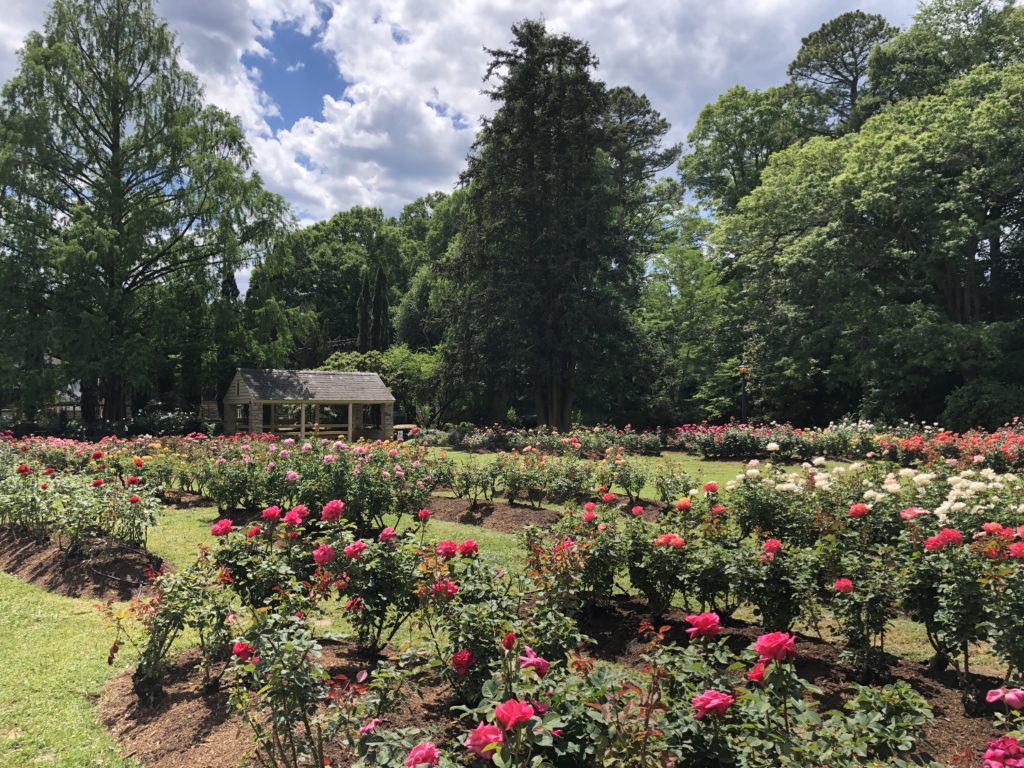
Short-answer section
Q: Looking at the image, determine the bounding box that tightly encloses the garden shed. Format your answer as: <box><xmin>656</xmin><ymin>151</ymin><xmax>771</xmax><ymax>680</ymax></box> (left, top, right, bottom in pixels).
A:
<box><xmin>222</xmin><ymin>368</ymin><xmax>395</xmax><ymax>440</ymax></box>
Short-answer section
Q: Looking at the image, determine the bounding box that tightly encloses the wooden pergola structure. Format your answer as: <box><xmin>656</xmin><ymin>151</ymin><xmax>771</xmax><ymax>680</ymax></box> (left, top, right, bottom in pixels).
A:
<box><xmin>222</xmin><ymin>369</ymin><xmax>395</xmax><ymax>441</ymax></box>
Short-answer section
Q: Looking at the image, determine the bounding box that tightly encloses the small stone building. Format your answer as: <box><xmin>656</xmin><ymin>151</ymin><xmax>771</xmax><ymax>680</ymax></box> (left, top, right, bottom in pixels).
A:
<box><xmin>222</xmin><ymin>368</ymin><xmax>395</xmax><ymax>440</ymax></box>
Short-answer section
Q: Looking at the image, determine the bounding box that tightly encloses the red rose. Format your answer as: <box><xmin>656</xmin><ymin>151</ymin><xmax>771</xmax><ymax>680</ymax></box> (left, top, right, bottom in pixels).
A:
<box><xmin>502</xmin><ymin>632</ymin><xmax>517</xmax><ymax>651</ymax></box>
<box><xmin>747</xmin><ymin>662</ymin><xmax>767</xmax><ymax>683</ymax></box>
<box><xmin>848</xmin><ymin>502</ymin><xmax>870</xmax><ymax>518</ymax></box>
<box><xmin>313</xmin><ymin>543</ymin><xmax>335</xmax><ymax>566</ymax></box>
<box><xmin>232</xmin><ymin>640</ymin><xmax>254</xmax><ymax>662</ymax></box>
<box><xmin>451</xmin><ymin>648</ymin><xmax>475</xmax><ymax>676</ymax></box>
<box><xmin>211</xmin><ymin>518</ymin><xmax>233</xmax><ymax>536</ymax></box>
<box><xmin>129</xmin><ymin>495</ymin><xmax>141</xmax><ymax>503</ymax></box>
<box><xmin>321</xmin><ymin>499</ymin><xmax>345</xmax><ymax>521</ymax></box>
<box><xmin>833</xmin><ymin>578</ymin><xmax>854</xmax><ymax>593</ymax></box>
<box><xmin>436</xmin><ymin>540</ymin><xmax>458</xmax><ymax>560</ymax></box>
<box><xmin>675</xmin><ymin>497</ymin><xmax>692</xmax><ymax>511</ymax></box>
<box><xmin>703</xmin><ymin>482</ymin><xmax>718</xmax><ymax>493</ymax></box>
<box><xmin>417</xmin><ymin>508</ymin><xmax>431</xmax><ymax>522</ymax></box>
<box><xmin>458</xmin><ymin>539</ymin><xmax>478</xmax><ymax>557</ymax></box>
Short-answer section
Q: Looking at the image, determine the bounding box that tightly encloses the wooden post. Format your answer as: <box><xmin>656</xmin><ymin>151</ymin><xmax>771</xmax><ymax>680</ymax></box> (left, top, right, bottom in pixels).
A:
<box><xmin>347</xmin><ymin>403</ymin><xmax>353</xmax><ymax>442</ymax></box>
<box><xmin>300</xmin><ymin>402</ymin><xmax>306</xmax><ymax>439</ymax></box>
<box><xmin>314</xmin><ymin>404</ymin><xmax>320</xmax><ymax>435</ymax></box>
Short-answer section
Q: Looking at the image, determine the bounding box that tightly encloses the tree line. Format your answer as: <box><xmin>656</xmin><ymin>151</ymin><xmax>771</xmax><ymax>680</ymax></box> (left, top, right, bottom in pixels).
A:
<box><xmin>2</xmin><ymin>0</ymin><xmax>1023</xmax><ymax>431</ymax></box>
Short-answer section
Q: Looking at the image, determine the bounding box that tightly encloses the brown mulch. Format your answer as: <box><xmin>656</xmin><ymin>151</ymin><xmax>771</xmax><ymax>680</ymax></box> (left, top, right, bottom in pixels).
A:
<box><xmin>0</xmin><ymin>527</ymin><xmax>162</xmax><ymax>601</ymax></box>
<box><xmin>159</xmin><ymin>489</ymin><xmax>215</xmax><ymax>509</ymax></box>
<box><xmin>99</xmin><ymin>641</ymin><xmax>462</xmax><ymax>768</ymax></box>
<box><xmin>428</xmin><ymin>494</ymin><xmax>562</xmax><ymax>532</ymax></box>
<box><xmin>577</xmin><ymin>596</ymin><xmax>1002</xmax><ymax>766</ymax></box>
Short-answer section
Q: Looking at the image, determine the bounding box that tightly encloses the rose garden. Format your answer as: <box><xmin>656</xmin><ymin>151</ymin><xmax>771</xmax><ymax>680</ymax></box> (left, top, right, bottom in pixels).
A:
<box><xmin>2</xmin><ymin>422</ymin><xmax>1024</xmax><ymax>766</ymax></box>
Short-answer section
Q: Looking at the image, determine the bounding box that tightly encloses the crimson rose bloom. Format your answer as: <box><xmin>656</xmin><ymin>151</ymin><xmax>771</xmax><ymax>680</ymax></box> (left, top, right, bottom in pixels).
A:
<box><xmin>582</xmin><ymin>510</ymin><xmax>597</xmax><ymax>523</ymax></box>
<box><xmin>502</xmin><ymin>632</ymin><xmax>517</xmax><ymax>651</ymax></box>
<box><xmin>833</xmin><ymin>578</ymin><xmax>854</xmax><ymax>593</ymax></box>
<box><xmin>703</xmin><ymin>482</ymin><xmax>718</xmax><ymax>493</ymax></box>
<box><xmin>404</xmin><ymin>741</ymin><xmax>440</xmax><ymax>767</ymax></box>
<box><xmin>685</xmin><ymin>612</ymin><xmax>723</xmax><ymax>638</ymax></box>
<box><xmin>129</xmin><ymin>495</ymin><xmax>141</xmax><ymax>503</ymax></box>
<box><xmin>747</xmin><ymin>662</ymin><xmax>767</xmax><ymax>683</ymax></box>
<box><xmin>630</xmin><ymin>505</ymin><xmax>644</xmax><ymax>516</ymax></box>
<box><xmin>261</xmin><ymin>505</ymin><xmax>281</xmax><ymax>521</ymax></box>
<box><xmin>753</xmin><ymin>631</ymin><xmax>795</xmax><ymax>662</ymax></box>
<box><xmin>92</xmin><ymin>478</ymin><xmax>105</xmax><ymax>487</ymax></box>
<box><xmin>762</xmin><ymin>538</ymin><xmax>783</xmax><ymax>556</ymax></box>
<box><xmin>458</xmin><ymin>539</ymin><xmax>478</xmax><ymax>557</ymax></box>
<box><xmin>691</xmin><ymin>689</ymin><xmax>734</xmax><ymax>719</ymax></box>
<box><xmin>451</xmin><ymin>648</ymin><xmax>475</xmax><ymax>676</ymax></box>
<box><xmin>601</xmin><ymin>492</ymin><xmax>616</xmax><ymax>503</ymax></box>
<box><xmin>583</xmin><ymin>502</ymin><xmax>597</xmax><ymax>513</ymax></box>
<box><xmin>417</xmin><ymin>508</ymin><xmax>431</xmax><ymax>521</ymax></box>
<box><xmin>675</xmin><ymin>497</ymin><xmax>692</xmax><ymax>511</ymax></box>
<box><xmin>211</xmin><ymin>518</ymin><xmax>233</xmax><ymax>536</ymax></box>
<box><xmin>232</xmin><ymin>640</ymin><xmax>254</xmax><ymax>662</ymax></box>
<box><xmin>465</xmin><ymin>722</ymin><xmax>504</xmax><ymax>760</ymax></box>
<box><xmin>495</xmin><ymin>699</ymin><xmax>534</xmax><ymax>730</ymax></box>
<box><xmin>127</xmin><ymin>475</ymin><xmax>140</xmax><ymax>485</ymax></box>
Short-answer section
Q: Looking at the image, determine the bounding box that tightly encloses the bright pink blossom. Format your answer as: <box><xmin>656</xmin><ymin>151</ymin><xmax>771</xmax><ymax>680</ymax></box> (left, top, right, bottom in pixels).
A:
<box><xmin>465</xmin><ymin>722</ymin><xmax>504</xmax><ymax>760</ymax></box>
<box><xmin>518</xmin><ymin>646</ymin><xmax>550</xmax><ymax>677</ymax></box>
<box><xmin>211</xmin><ymin>518</ymin><xmax>233</xmax><ymax>536</ymax></box>
<box><xmin>313</xmin><ymin>543</ymin><xmax>335</xmax><ymax>566</ymax></box>
<box><xmin>753</xmin><ymin>632</ymin><xmax>795</xmax><ymax>662</ymax></box>
<box><xmin>834</xmin><ymin>578</ymin><xmax>854</xmax><ymax>593</ymax></box>
<box><xmin>344</xmin><ymin>540</ymin><xmax>367</xmax><ymax>559</ymax></box>
<box><xmin>691</xmin><ymin>689</ymin><xmax>734</xmax><ymax>719</ymax></box>
<box><xmin>685</xmin><ymin>612</ymin><xmax>723</xmax><ymax>638</ymax></box>
<box><xmin>495</xmin><ymin>699</ymin><xmax>534</xmax><ymax>730</ymax></box>
<box><xmin>404</xmin><ymin>741</ymin><xmax>440</xmax><ymax>766</ymax></box>
<box><xmin>321</xmin><ymin>499</ymin><xmax>345</xmax><ymax>520</ymax></box>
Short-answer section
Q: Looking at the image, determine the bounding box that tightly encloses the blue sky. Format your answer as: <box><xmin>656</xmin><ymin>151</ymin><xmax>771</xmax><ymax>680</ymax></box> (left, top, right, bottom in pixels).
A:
<box><xmin>0</xmin><ymin>0</ymin><xmax>921</xmax><ymax>224</ymax></box>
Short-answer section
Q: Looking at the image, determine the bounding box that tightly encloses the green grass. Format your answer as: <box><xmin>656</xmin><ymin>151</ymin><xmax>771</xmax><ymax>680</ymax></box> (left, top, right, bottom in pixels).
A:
<box><xmin>0</xmin><ymin>573</ymin><xmax>136</xmax><ymax>768</ymax></box>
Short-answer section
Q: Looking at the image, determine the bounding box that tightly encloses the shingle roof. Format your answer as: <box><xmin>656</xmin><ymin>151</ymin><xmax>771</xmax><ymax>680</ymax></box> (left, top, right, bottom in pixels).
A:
<box><xmin>237</xmin><ymin>369</ymin><xmax>395</xmax><ymax>402</ymax></box>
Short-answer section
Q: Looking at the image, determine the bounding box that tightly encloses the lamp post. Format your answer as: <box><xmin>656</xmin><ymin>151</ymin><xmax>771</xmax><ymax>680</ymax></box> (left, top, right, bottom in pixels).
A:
<box><xmin>738</xmin><ymin>364</ymin><xmax>749</xmax><ymax>423</ymax></box>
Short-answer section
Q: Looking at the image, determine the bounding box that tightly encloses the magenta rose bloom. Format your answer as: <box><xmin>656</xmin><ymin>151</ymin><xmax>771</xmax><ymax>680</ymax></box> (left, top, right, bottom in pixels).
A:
<box><xmin>451</xmin><ymin>648</ymin><xmax>475</xmax><ymax>677</ymax></box>
<box><xmin>211</xmin><ymin>518</ymin><xmax>233</xmax><ymax>536</ymax></box>
<box><xmin>518</xmin><ymin>646</ymin><xmax>550</xmax><ymax>678</ymax></box>
<box><xmin>312</xmin><ymin>543</ymin><xmax>335</xmax><ymax>566</ymax></box>
<box><xmin>833</xmin><ymin>578</ymin><xmax>854</xmax><ymax>593</ymax></box>
<box><xmin>321</xmin><ymin>499</ymin><xmax>345</xmax><ymax>521</ymax></box>
<box><xmin>685</xmin><ymin>612</ymin><xmax>723</xmax><ymax>638</ymax></box>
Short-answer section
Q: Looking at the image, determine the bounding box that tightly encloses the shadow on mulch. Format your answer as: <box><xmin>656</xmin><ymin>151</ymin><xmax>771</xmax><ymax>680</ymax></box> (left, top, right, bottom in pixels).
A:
<box><xmin>159</xmin><ymin>489</ymin><xmax>216</xmax><ymax>509</ymax></box>
<box><xmin>428</xmin><ymin>494</ymin><xmax>562</xmax><ymax>533</ymax></box>
<box><xmin>0</xmin><ymin>527</ymin><xmax>162</xmax><ymax>602</ymax></box>
<box><xmin>577</xmin><ymin>595</ymin><xmax>1002</xmax><ymax>766</ymax></box>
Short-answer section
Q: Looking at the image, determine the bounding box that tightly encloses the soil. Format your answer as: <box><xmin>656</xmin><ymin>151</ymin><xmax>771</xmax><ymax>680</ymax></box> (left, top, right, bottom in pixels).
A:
<box><xmin>159</xmin><ymin>489</ymin><xmax>216</xmax><ymax>509</ymax></box>
<box><xmin>0</xmin><ymin>527</ymin><xmax>162</xmax><ymax>602</ymax></box>
<box><xmin>100</xmin><ymin>641</ymin><xmax>463</xmax><ymax>768</ymax></box>
<box><xmin>427</xmin><ymin>494</ymin><xmax>562</xmax><ymax>532</ymax></box>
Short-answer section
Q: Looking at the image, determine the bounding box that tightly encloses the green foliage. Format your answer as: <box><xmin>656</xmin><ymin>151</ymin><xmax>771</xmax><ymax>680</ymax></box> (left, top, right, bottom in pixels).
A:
<box><xmin>320</xmin><ymin>344</ymin><xmax>441</xmax><ymax>423</ymax></box>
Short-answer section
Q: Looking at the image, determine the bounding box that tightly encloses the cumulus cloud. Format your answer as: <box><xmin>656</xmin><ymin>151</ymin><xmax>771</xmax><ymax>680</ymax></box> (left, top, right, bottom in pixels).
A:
<box><xmin>0</xmin><ymin>0</ymin><xmax>919</xmax><ymax>220</ymax></box>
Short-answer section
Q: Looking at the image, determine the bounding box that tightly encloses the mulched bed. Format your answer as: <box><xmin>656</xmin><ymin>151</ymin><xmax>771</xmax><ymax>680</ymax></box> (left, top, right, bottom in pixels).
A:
<box><xmin>159</xmin><ymin>489</ymin><xmax>216</xmax><ymax>509</ymax></box>
<box><xmin>98</xmin><ymin>595</ymin><xmax>1003</xmax><ymax>768</ymax></box>
<box><xmin>100</xmin><ymin>641</ymin><xmax>462</xmax><ymax>768</ymax></box>
<box><xmin>577</xmin><ymin>596</ymin><xmax>1002</xmax><ymax>766</ymax></box>
<box><xmin>0</xmin><ymin>527</ymin><xmax>162</xmax><ymax>601</ymax></box>
<box><xmin>428</xmin><ymin>494</ymin><xmax>562</xmax><ymax>532</ymax></box>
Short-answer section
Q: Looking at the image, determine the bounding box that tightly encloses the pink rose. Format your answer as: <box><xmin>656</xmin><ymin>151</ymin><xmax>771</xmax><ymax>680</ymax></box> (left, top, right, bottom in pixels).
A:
<box><xmin>465</xmin><ymin>722</ymin><xmax>504</xmax><ymax>760</ymax></box>
<box><xmin>436</xmin><ymin>540</ymin><xmax>458</xmax><ymax>560</ymax></box>
<box><xmin>691</xmin><ymin>689</ymin><xmax>734</xmax><ymax>719</ymax></box>
<box><xmin>313</xmin><ymin>543</ymin><xmax>335</xmax><ymax>566</ymax></box>
<box><xmin>762</xmin><ymin>538</ymin><xmax>783</xmax><ymax>556</ymax></box>
<box><xmin>495</xmin><ymin>699</ymin><xmax>534</xmax><ymax>730</ymax></box>
<box><xmin>404</xmin><ymin>741</ymin><xmax>440</xmax><ymax>766</ymax></box>
<box><xmin>283</xmin><ymin>510</ymin><xmax>302</xmax><ymax>526</ymax></box>
<box><xmin>261</xmin><ymin>505</ymin><xmax>281</xmax><ymax>521</ymax></box>
<box><xmin>359</xmin><ymin>718</ymin><xmax>381</xmax><ymax>735</ymax></box>
<box><xmin>747</xmin><ymin>662</ymin><xmax>767</xmax><ymax>683</ymax></box>
<box><xmin>379</xmin><ymin>527</ymin><xmax>396</xmax><ymax>542</ymax></box>
<box><xmin>211</xmin><ymin>518</ymin><xmax>233</xmax><ymax>536</ymax></box>
<box><xmin>685</xmin><ymin>612</ymin><xmax>723</xmax><ymax>638</ymax></box>
<box><xmin>458</xmin><ymin>539</ymin><xmax>479</xmax><ymax>557</ymax></box>
<box><xmin>321</xmin><ymin>499</ymin><xmax>345</xmax><ymax>520</ymax></box>
<box><xmin>703</xmin><ymin>482</ymin><xmax>718</xmax><ymax>493</ymax></box>
<box><xmin>753</xmin><ymin>631</ymin><xmax>795</xmax><ymax>662</ymax></box>
<box><xmin>344</xmin><ymin>540</ymin><xmax>367</xmax><ymax>559</ymax></box>
<box><xmin>518</xmin><ymin>646</ymin><xmax>550</xmax><ymax>678</ymax></box>
<box><xmin>417</xmin><ymin>508</ymin><xmax>431</xmax><ymax>522</ymax></box>
<box><xmin>630</xmin><ymin>505</ymin><xmax>644</xmax><ymax>516</ymax></box>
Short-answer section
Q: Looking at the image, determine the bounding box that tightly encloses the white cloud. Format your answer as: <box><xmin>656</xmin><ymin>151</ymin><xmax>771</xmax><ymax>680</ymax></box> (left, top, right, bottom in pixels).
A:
<box><xmin>0</xmin><ymin>0</ymin><xmax>919</xmax><ymax>220</ymax></box>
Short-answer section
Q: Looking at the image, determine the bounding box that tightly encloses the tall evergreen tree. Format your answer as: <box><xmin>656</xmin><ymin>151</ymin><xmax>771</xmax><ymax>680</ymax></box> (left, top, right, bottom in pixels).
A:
<box><xmin>356</xmin><ymin>268</ymin><xmax>371</xmax><ymax>353</ymax></box>
<box><xmin>444</xmin><ymin>20</ymin><xmax>677</xmax><ymax>429</ymax></box>
<box><xmin>0</xmin><ymin>0</ymin><xmax>284</xmax><ymax>421</ymax></box>
<box><xmin>370</xmin><ymin>266</ymin><xmax>390</xmax><ymax>351</ymax></box>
